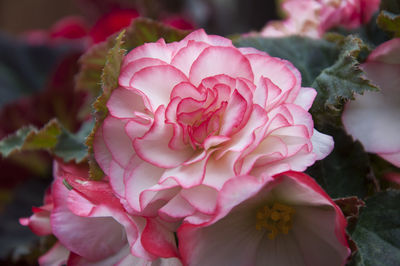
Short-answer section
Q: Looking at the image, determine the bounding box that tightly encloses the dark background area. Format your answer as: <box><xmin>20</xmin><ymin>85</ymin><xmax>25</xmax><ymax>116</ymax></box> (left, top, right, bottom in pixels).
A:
<box><xmin>0</xmin><ymin>0</ymin><xmax>278</xmax><ymax>35</ymax></box>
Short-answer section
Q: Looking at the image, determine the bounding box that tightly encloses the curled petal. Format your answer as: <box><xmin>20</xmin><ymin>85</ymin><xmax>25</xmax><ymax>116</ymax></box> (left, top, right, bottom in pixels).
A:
<box><xmin>141</xmin><ymin>218</ymin><xmax>179</xmax><ymax>258</ymax></box>
<box><xmin>134</xmin><ymin>106</ymin><xmax>194</xmax><ymax>168</ymax></box>
<box><xmin>122</xmin><ymin>41</ymin><xmax>172</xmax><ymax>67</ymax></box>
<box><xmin>182</xmin><ymin>29</ymin><xmax>233</xmax><ymax>47</ymax></box>
<box><xmin>171</xmin><ymin>41</ymin><xmax>210</xmax><ymax>76</ymax></box>
<box><xmin>311</xmin><ymin>129</ymin><xmax>334</xmax><ymax>160</ymax></box>
<box><xmin>102</xmin><ymin>117</ymin><xmax>135</xmax><ymax>168</ymax></box>
<box><xmin>119</xmin><ymin>58</ymin><xmax>168</xmax><ymax>88</ymax></box>
<box><xmin>93</xmin><ymin>126</ymin><xmax>113</xmax><ymax>175</ymax></box>
<box><xmin>107</xmin><ymin>87</ymin><xmax>147</xmax><ymax>118</ymax></box>
<box><xmin>246</xmin><ymin>54</ymin><xmax>299</xmax><ymax>101</ymax></box>
<box><xmin>293</xmin><ymin>87</ymin><xmax>317</xmax><ymax>111</ymax></box>
<box><xmin>130</xmin><ymin>65</ymin><xmax>189</xmax><ymax>112</ymax></box>
<box><xmin>189</xmin><ymin>46</ymin><xmax>254</xmax><ymax>86</ymax></box>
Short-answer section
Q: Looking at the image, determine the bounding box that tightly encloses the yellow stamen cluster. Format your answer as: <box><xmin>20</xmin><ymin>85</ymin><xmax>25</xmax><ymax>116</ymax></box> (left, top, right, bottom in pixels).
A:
<box><xmin>255</xmin><ymin>202</ymin><xmax>295</xmax><ymax>240</ymax></box>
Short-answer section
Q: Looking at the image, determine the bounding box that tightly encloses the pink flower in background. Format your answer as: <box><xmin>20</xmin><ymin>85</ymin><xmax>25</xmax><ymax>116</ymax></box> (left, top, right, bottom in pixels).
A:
<box><xmin>89</xmin><ymin>9</ymin><xmax>139</xmax><ymax>43</ymax></box>
<box><xmin>342</xmin><ymin>38</ymin><xmax>400</xmax><ymax>167</ymax></box>
<box><xmin>162</xmin><ymin>16</ymin><xmax>196</xmax><ymax>31</ymax></box>
<box><xmin>23</xmin><ymin>10</ymin><xmax>135</xmax><ymax>47</ymax></box>
<box><xmin>178</xmin><ymin>172</ymin><xmax>350</xmax><ymax>266</ymax></box>
<box><xmin>49</xmin><ymin>17</ymin><xmax>89</xmax><ymax>40</ymax></box>
<box><xmin>89</xmin><ymin>9</ymin><xmax>194</xmax><ymax>43</ymax></box>
<box><xmin>94</xmin><ymin>29</ymin><xmax>333</xmax><ymax>222</ymax></box>
<box><xmin>261</xmin><ymin>0</ymin><xmax>380</xmax><ymax>38</ymax></box>
<box><xmin>24</xmin><ymin>9</ymin><xmax>194</xmax><ymax>47</ymax></box>
<box><xmin>23</xmin><ymin>16</ymin><xmax>90</xmax><ymax>46</ymax></box>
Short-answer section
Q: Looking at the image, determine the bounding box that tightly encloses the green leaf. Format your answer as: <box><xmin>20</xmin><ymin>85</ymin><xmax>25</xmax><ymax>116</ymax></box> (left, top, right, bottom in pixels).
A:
<box><xmin>0</xmin><ymin>119</ymin><xmax>92</xmax><ymax>163</ymax></box>
<box><xmin>233</xmin><ymin>36</ymin><xmax>340</xmax><ymax>86</ymax></box>
<box><xmin>86</xmin><ymin>30</ymin><xmax>126</xmax><ymax>180</ymax></box>
<box><xmin>123</xmin><ymin>18</ymin><xmax>190</xmax><ymax>49</ymax></box>
<box><xmin>84</xmin><ymin>18</ymin><xmax>190</xmax><ymax>180</ymax></box>
<box><xmin>0</xmin><ymin>120</ymin><xmax>60</xmax><ymax>157</ymax></box>
<box><xmin>0</xmin><ymin>126</ymin><xmax>34</xmax><ymax>157</ymax></box>
<box><xmin>377</xmin><ymin>11</ymin><xmax>400</xmax><ymax>37</ymax></box>
<box><xmin>350</xmin><ymin>190</ymin><xmax>400</xmax><ymax>266</ymax></box>
<box><xmin>310</xmin><ymin>35</ymin><xmax>378</xmax><ymax>114</ymax></box>
<box><xmin>53</xmin><ymin>120</ymin><xmax>94</xmax><ymax>163</ymax></box>
<box><xmin>75</xmin><ymin>39</ymin><xmax>116</xmax><ymax>97</ymax></box>
<box><xmin>94</xmin><ymin>30</ymin><xmax>126</xmax><ymax>121</ymax></box>
<box><xmin>306</xmin><ymin>126</ymin><xmax>371</xmax><ymax>199</ymax></box>
<box><xmin>22</xmin><ymin>120</ymin><xmax>62</xmax><ymax>150</ymax></box>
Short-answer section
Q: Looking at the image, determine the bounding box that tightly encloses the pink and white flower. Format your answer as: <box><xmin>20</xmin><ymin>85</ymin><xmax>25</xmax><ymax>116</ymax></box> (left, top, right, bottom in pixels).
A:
<box><xmin>21</xmin><ymin>161</ymin><xmax>182</xmax><ymax>265</ymax></box>
<box><xmin>94</xmin><ymin>29</ymin><xmax>334</xmax><ymax>221</ymax></box>
<box><xmin>342</xmin><ymin>38</ymin><xmax>400</xmax><ymax>167</ymax></box>
<box><xmin>261</xmin><ymin>0</ymin><xmax>380</xmax><ymax>38</ymax></box>
<box><xmin>178</xmin><ymin>171</ymin><xmax>350</xmax><ymax>266</ymax></box>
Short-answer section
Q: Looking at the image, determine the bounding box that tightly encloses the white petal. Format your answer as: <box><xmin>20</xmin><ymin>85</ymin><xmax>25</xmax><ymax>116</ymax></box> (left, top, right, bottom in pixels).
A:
<box><xmin>311</xmin><ymin>129</ymin><xmax>334</xmax><ymax>160</ymax></box>
<box><xmin>343</xmin><ymin>90</ymin><xmax>400</xmax><ymax>154</ymax></box>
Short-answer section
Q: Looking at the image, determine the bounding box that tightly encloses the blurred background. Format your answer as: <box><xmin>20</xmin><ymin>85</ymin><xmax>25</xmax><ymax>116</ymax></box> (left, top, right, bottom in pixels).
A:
<box><xmin>0</xmin><ymin>0</ymin><xmax>278</xmax><ymax>264</ymax></box>
<box><xmin>0</xmin><ymin>0</ymin><xmax>277</xmax><ymax>36</ymax></box>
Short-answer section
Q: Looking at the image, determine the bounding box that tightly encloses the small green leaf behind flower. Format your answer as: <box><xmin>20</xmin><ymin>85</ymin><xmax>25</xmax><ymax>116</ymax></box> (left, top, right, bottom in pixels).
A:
<box><xmin>0</xmin><ymin>119</ymin><xmax>93</xmax><ymax>163</ymax></box>
<box><xmin>310</xmin><ymin>35</ymin><xmax>378</xmax><ymax>114</ymax></box>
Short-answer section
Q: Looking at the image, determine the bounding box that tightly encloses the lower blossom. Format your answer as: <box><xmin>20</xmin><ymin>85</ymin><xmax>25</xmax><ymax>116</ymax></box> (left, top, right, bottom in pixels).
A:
<box><xmin>178</xmin><ymin>171</ymin><xmax>350</xmax><ymax>266</ymax></box>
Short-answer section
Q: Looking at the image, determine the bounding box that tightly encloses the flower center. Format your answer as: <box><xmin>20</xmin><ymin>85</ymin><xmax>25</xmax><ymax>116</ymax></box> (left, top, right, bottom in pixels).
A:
<box><xmin>255</xmin><ymin>202</ymin><xmax>295</xmax><ymax>240</ymax></box>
